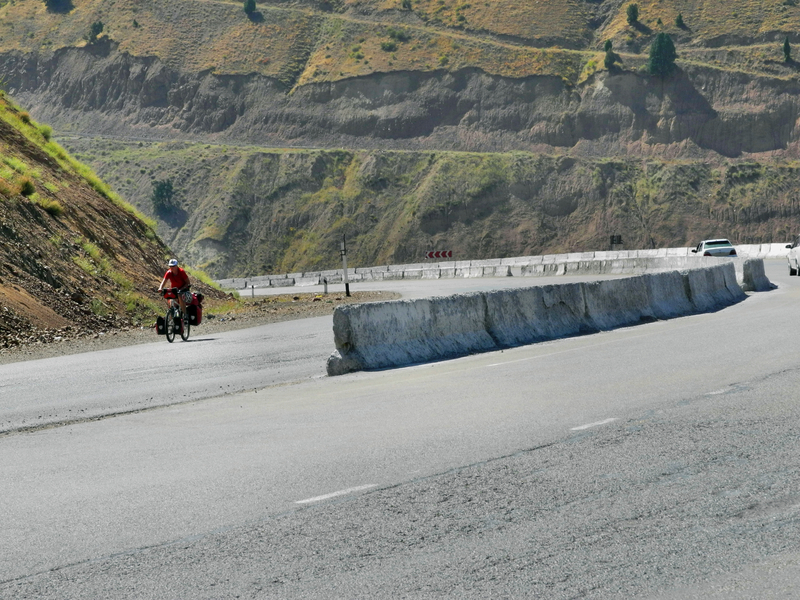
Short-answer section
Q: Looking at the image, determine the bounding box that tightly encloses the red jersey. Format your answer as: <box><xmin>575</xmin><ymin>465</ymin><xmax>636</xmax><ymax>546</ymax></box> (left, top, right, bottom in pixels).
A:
<box><xmin>163</xmin><ymin>267</ymin><xmax>190</xmax><ymax>290</ymax></box>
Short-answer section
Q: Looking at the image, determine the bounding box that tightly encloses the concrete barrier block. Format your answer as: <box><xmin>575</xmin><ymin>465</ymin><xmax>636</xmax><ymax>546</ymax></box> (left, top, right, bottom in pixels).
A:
<box><xmin>440</xmin><ymin>268</ymin><xmax>457</xmax><ymax>278</ymax></box>
<box><xmin>295</xmin><ymin>276</ymin><xmax>320</xmax><ymax>286</ymax></box>
<box><xmin>456</xmin><ymin>267</ymin><xmax>485</xmax><ymax>278</ymax></box>
<box><xmin>484</xmin><ymin>284</ymin><xmax>591</xmax><ymax>347</ymax></box>
<box><xmin>685</xmin><ymin>264</ymin><xmax>742</xmax><ymax>312</ymax></box>
<box><xmin>520</xmin><ymin>264</ymin><xmax>546</xmax><ymax>276</ymax></box>
<box><xmin>326</xmin><ymin>294</ymin><xmax>496</xmax><ymax>375</ymax></box>
<box><xmin>643</xmin><ymin>270</ymin><xmax>694</xmax><ymax>319</ymax></box>
<box><xmin>403</xmin><ymin>270</ymin><xmax>424</xmax><ymax>279</ymax></box>
<box><xmin>741</xmin><ymin>259</ymin><xmax>772</xmax><ymax>292</ymax></box>
<box><xmin>583</xmin><ymin>276</ymin><xmax>652</xmax><ymax>330</ymax></box>
<box><xmin>269</xmin><ymin>278</ymin><xmax>294</xmax><ymax>287</ymax></box>
<box><xmin>421</xmin><ymin>269</ymin><xmax>441</xmax><ymax>279</ymax></box>
<box><xmin>475</xmin><ymin>258</ymin><xmax>503</xmax><ymax>267</ymax></box>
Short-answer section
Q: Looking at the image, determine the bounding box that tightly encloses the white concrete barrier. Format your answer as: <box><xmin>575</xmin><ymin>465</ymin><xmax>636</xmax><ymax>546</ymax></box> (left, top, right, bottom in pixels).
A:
<box><xmin>326</xmin><ymin>263</ymin><xmax>748</xmax><ymax>376</ymax></box>
<box><xmin>218</xmin><ymin>245</ymin><xmax>784</xmax><ymax>291</ymax></box>
<box><xmin>330</xmin><ymin>293</ymin><xmax>495</xmax><ymax>373</ymax></box>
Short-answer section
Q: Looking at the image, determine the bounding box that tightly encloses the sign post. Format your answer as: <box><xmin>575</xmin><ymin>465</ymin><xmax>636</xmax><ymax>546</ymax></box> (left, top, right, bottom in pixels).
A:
<box><xmin>340</xmin><ymin>235</ymin><xmax>350</xmax><ymax>297</ymax></box>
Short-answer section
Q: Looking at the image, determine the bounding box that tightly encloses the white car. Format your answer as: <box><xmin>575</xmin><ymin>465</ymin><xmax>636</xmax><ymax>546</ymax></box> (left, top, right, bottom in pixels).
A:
<box><xmin>691</xmin><ymin>239</ymin><xmax>737</xmax><ymax>257</ymax></box>
<box><xmin>786</xmin><ymin>235</ymin><xmax>800</xmax><ymax>275</ymax></box>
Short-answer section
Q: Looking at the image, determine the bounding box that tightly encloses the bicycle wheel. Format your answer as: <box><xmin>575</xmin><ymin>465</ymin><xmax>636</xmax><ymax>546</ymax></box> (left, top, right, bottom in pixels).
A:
<box><xmin>180</xmin><ymin>312</ymin><xmax>190</xmax><ymax>341</ymax></box>
<box><xmin>165</xmin><ymin>308</ymin><xmax>176</xmax><ymax>343</ymax></box>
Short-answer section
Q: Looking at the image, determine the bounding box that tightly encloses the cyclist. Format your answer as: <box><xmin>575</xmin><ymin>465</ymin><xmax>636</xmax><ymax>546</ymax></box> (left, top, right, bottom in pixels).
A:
<box><xmin>158</xmin><ymin>258</ymin><xmax>192</xmax><ymax>315</ymax></box>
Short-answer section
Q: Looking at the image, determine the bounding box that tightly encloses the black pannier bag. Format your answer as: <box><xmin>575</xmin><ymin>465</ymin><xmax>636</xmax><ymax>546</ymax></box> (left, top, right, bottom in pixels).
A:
<box><xmin>156</xmin><ymin>316</ymin><xmax>166</xmax><ymax>335</ymax></box>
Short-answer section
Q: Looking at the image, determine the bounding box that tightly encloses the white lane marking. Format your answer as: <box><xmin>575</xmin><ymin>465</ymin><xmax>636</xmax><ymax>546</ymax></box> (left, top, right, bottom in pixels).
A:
<box><xmin>571</xmin><ymin>418</ymin><xmax>618</xmax><ymax>431</ymax></box>
<box><xmin>296</xmin><ymin>484</ymin><xmax>378</xmax><ymax>505</ymax></box>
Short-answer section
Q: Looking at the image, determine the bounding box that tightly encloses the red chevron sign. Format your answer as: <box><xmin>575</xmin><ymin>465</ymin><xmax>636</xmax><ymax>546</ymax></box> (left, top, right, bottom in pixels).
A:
<box><xmin>425</xmin><ymin>250</ymin><xmax>453</xmax><ymax>259</ymax></box>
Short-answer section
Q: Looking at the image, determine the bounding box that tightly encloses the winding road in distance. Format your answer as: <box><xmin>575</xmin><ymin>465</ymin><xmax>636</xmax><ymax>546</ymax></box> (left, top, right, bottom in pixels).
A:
<box><xmin>2</xmin><ymin>262</ymin><xmax>799</xmax><ymax>599</ymax></box>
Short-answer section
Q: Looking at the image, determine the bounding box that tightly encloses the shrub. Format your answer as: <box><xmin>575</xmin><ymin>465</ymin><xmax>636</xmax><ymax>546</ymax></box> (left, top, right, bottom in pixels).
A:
<box><xmin>381</xmin><ymin>40</ymin><xmax>398</xmax><ymax>52</ymax></box>
<box><xmin>88</xmin><ymin>21</ymin><xmax>104</xmax><ymax>43</ymax></box>
<box><xmin>37</xmin><ymin>197</ymin><xmax>65</xmax><ymax>216</ymax></box>
<box><xmin>387</xmin><ymin>27</ymin><xmax>411</xmax><ymax>42</ymax></box>
<box><xmin>784</xmin><ymin>37</ymin><xmax>792</xmax><ymax>63</ymax></box>
<box><xmin>38</xmin><ymin>124</ymin><xmax>53</xmax><ymax>141</ymax></box>
<box><xmin>19</xmin><ymin>177</ymin><xmax>35</xmax><ymax>196</ymax></box>
<box><xmin>19</xmin><ymin>112</ymin><xmax>31</xmax><ymax>124</ymax></box>
<box><xmin>244</xmin><ymin>0</ymin><xmax>256</xmax><ymax>14</ymax></box>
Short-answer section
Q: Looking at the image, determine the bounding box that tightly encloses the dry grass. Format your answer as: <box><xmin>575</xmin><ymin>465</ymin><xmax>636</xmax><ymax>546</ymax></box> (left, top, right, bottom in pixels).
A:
<box><xmin>1</xmin><ymin>0</ymin><xmax>799</xmax><ymax>91</ymax></box>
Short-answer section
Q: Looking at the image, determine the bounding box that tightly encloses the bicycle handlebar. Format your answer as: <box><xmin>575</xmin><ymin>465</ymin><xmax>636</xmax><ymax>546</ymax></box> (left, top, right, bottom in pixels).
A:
<box><xmin>160</xmin><ymin>286</ymin><xmax>191</xmax><ymax>298</ymax></box>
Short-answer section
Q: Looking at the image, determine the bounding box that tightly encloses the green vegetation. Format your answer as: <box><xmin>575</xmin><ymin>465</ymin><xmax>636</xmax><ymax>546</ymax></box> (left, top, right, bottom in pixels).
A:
<box><xmin>59</xmin><ymin>137</ymin><xmax>800</xmax><ymax>277</ymax></box>
<box><xmin>32</xmin><ymin>195</ymin><xmax>65</xmax><ymax>216</ymax></box>
<box><xmin>243</xmin><ymin>0</ymin><xmax>256</xmax><ymax>15</ymax></box>
<box><xmin>151</xmin><ymin>179</ymin><xmax>176</xmax><ymax>214</ymax></box>
<box><xmin>626</xmin><ymin>3</ymin><xmax>638</xmax><ymax>25</ymax></box>
<box><xmin>88</xmin><ymin>21</ymin><xmax>104</xmax><ymax>43</ymax></box>
<box><xmin>18</xmin><ymin>177</ymin><xmax>35</xmax><ymax>196</ymax></box>
<box><xmin>648</xmin><ymin>33</ymin><xmax>677</xmax><ymax>77</ymax></box>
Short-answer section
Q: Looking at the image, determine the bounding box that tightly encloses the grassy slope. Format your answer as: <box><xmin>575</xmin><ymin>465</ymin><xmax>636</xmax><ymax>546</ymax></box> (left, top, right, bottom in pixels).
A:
<box><xmin>62</xmin><ymin>137</ymin><xmax>800</xmax><ymax>276</ymax></box>
<box><xmin>0</xmin><ymin>92</ymin><xmax>180</xmax><ymax>337</ymax></box>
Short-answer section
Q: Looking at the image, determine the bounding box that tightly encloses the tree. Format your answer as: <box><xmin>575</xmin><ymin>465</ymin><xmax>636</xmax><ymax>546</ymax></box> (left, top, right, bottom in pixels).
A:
<box><xmin>151</xmin><ymin>179</ymin><xmax>176</xmax><ymax>214</ymax></box>
<box><xmin>626</xmin><ymin>3</ymin><xmax>639</xmax><ymax>25</ymax></box>
<box><xmin>88</xmin><ymin>20</ymin><xmax>104</xmax><ymax>43</ymax></box>
<box><xmin>43</xmin><ymin>0</ymin><xmax>73</xmax><ymax>11</ymax></box>
<box><xmin>604</xmin><ymin>40</ymin><xmax>618</xmax><ymax>70</ymax></box>
<box><xmin>675</xmin><ymin>13</ymin><xmax>685</xmax><ymax>28</ymax></box>
<box><xmin>244</xmin><ymin>0</ymin><xmax>256</xmax><ymax>14</ymax></box>
<box><xmin>648</xmin><ymin>32</ymin><xmax>677</xmax><ymax>77</ymax></box>
<box><xmin>784</xmin><ymin>37</ymin><xmax>792</xmax><ymax>63</ymax></box>
<box><xmin>604</xmin><ymin>50</ymin><xmax>616</xmax><ymax>70</ymax></box>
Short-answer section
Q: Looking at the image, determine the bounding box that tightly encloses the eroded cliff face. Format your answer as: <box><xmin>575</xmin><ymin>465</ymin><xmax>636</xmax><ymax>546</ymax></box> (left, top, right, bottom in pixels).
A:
<box><xmin>4</xmin><ymin>42</ymin><xmax>800</xmax><ymax>159</ymax></box>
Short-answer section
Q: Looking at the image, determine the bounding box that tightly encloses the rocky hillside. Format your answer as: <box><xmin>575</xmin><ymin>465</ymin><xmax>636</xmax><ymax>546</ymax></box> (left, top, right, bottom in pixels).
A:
<box><xmin>2</xmin><ymin>0</ymin><xmax>800</xmax><ymax>276</ymax></box>
<box><xmin>59</xmin><ymin>137</ymin><xmax>800</xmax><ymax>277</ymax></box>
<box><xmin>0</xmin><ymin>93</ymin><xmax>221</xmax><ymax>351</ymax></box>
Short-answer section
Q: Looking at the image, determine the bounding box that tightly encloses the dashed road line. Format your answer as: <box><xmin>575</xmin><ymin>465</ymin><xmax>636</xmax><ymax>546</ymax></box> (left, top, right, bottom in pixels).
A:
<box><xmin>296</xmin><ymin>484</ymin><xmax>378</xmax><ymax>504</ymax></box>
<box><xmin>571</xmin><ymin>418</ymin><xmax>618</xmax><ymax>431</ymax></box>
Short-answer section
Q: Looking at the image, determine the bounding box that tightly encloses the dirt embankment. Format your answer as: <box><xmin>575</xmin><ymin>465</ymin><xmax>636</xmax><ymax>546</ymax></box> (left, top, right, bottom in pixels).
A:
<box><xmin>0</xmin><ymin>290</ymin><xmax>398</xmax><ymax>365</ymax></box>
<box><xmin>0</xmin><ymin>95</ymin><xmax>230</xmax><ymax>353</ymax></box>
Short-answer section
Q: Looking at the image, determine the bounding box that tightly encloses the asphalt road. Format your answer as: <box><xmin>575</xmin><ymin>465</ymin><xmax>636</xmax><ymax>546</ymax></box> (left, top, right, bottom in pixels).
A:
<box><xmin>2</xmin><ymin>262</ymin><xmax>799</xmax><ymax>598</ymax></box>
